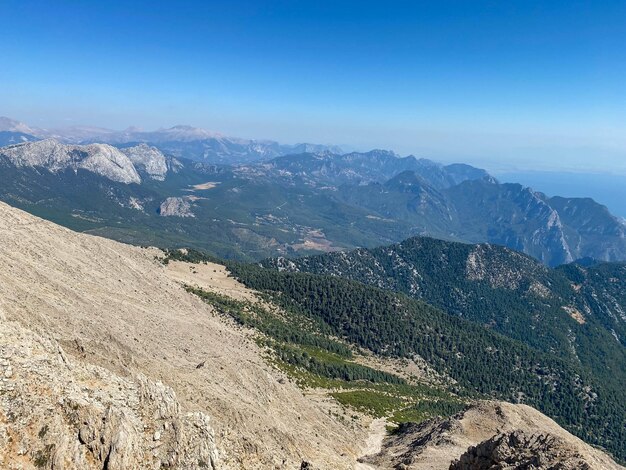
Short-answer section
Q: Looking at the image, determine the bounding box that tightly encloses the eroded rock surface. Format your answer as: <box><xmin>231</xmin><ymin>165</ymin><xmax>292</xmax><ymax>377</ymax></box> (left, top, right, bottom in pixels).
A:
<box><xmin>451</xmin><ymin>430</ymin><xmax>590</xmax><ymax>470</ymax></box>
<box><xmin>0</xmin><ymin>318</ymin><xmax>218</xmax><ymax>470</ymax></box>
<box><xmin>159</xmin><ymin>197</ymin><xmax>194</xmax><ymax>217</ymax></box>
<box><xmin>361</xmin><ymin>401</ymin><xmax>623</xmax><ymax>470</ymax></box>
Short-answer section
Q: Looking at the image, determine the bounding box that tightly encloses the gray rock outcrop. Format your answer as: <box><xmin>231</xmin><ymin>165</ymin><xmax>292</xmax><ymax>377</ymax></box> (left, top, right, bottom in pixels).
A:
<box><xmin>0</xmin><ymin>139</ymin><xmax>141</xmax><ymax>184</ymax></box>
<box><xmin>121</xmin><ymin>143</ymin><xmax>169</xmax><ymax>181</ymax></box>
<box><xmin>450</xmin><ymin>430</ymin><xmax>591</xmax><ymax>470</ymax></box>
<box><xmin>0</xmin><ymin>317</ymin><xmax>218</xmax><ymax>470</ymax></box>
<box><xmin>159</xmin><ymin>197</ymin><xmax>195</xmax><ymax>217</ymax></box>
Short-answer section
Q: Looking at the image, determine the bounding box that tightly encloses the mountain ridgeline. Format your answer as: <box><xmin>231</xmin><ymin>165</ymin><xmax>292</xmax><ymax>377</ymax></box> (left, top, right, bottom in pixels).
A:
<box><xmin>1</xmin><ymin>134</ymin><xmax>624</xmax><ymax>266</ymax></box>
<box><xmin>260</xmin><ymin>237</ymin><xmax>626</xmax><ymax>373</ymax></box>
<box><xmin>0</xmin><ymin>116</ymin><xmax>344</xmax><ymax>164</ymax></box>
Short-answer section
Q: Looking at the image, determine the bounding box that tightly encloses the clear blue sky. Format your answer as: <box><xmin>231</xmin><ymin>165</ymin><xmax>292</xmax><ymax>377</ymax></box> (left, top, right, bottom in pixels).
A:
<box><xmin>2</xmin><ymin>0</ymin><xmax>626</xmax><ymax>172</ymax></box>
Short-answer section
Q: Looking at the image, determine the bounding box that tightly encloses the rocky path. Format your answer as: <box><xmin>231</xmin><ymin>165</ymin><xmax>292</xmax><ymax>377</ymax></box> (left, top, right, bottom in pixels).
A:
<box><xmin>356</xmin><ymin>418</ymin><xmax>387</xmax><ymax>469</ymax></box>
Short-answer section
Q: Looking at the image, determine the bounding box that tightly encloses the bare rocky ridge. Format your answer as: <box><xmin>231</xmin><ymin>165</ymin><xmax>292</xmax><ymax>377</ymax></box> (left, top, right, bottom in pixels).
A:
<box><xmin>0</xmin><ymin>201</ymin><xmax>359</xmax><ymax>469</ymax></box>
<box><xmin>360</xmin><ymin>401</ymin><xmax>623</xmax><ymax>469</ymax></box>
<box><xmin>0</xmin><ymin>139</ymin><xmax>142</xmax><ymax>184</ymax></box>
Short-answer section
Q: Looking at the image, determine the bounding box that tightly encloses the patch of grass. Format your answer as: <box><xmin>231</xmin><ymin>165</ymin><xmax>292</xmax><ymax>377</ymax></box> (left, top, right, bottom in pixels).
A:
<box><xmin>391</xmin><ymin>399</ymin><xmax>467</xmax><ymax>423</ymax></box>
<box><xmin>331</xmin><ymin>386</ymin><xmax>467</xmax><ymax>423</ymax></box>
<box><xmin>331</xmin><ymin>390</ymin><xmax>408</xmax><ymax>418</ymax></box>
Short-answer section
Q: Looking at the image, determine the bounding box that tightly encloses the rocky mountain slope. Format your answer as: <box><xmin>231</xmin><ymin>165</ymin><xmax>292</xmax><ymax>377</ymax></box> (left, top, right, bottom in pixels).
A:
<box><xmin>0</xmin><ymin>139</ymin><xmax>142</xmax><ymax>184</ymax></box>
<box><xmin>0</xmin><ymin>319</ymin><xmax>219</xmax><ymax>469</ymax></box>
<box><xmin>0</xmin><ymin>201</ymin><xmax>361</xmax><ymax>469</ymax></box>
<box><xmin>0</xmin><ymin>139</ymin><xmax>185</xmax><ymax>184</ymax></box>
<box><xmin>362</xmin><ymin>401</ymin><xmax>623</xmax><ymax>469</ymax></box>
<box><xmin>0</xmin><ymin>201</ymin><xmax>623</xmax><ymax>468</ymax></box>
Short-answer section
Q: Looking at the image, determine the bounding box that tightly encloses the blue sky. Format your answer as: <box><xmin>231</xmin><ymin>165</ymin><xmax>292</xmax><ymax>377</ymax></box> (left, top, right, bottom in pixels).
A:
<box><xmin>1</xmin><ymin>0</ymin><xmax>626</xmax><ymax>172</ymax></box>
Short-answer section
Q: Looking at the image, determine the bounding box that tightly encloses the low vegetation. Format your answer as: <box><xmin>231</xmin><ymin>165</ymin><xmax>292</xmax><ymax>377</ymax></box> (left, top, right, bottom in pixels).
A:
<box><xmin>187</xmin><ymin>286</ymin><xmax>467</xmax><ymax>425</ymax></box>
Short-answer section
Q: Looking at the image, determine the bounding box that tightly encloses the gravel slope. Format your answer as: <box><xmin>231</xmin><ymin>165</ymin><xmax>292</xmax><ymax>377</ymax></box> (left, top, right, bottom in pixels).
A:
<box><xmin>0</xmin><ymin>201</ymin><xmax>360</xmax><ymax>469</ymax></box>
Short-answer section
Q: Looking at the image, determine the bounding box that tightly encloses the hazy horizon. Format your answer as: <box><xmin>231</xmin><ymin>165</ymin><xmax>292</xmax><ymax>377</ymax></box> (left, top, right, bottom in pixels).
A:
<box><xmin>2</xmin><ymin>1</ymin><xmax>626</xmax><ymax>174</ymax></box>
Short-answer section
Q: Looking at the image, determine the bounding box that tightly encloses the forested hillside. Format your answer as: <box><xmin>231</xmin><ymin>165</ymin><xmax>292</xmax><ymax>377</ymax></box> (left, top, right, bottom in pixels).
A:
<box><xmin>260</xmin><ymin>237</ymin><xmax>626</xmax><ymax>378</ymax></box>
<box><xmin>226</xmin><ymin>262</ymin><xmax>626</xmax><ymax>462</ymax></box>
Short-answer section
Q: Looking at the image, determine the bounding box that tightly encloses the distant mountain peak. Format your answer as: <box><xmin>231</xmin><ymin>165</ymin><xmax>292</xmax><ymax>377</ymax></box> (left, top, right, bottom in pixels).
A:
<box><xmin>156</xmin><ymin>125</ymin><xmax>222</xmax><ymax>140</ymax></box>
<box><xmin>0</xmin><ymin>116</ymin><xmax>35</xmax><ymax>134</ymax></box>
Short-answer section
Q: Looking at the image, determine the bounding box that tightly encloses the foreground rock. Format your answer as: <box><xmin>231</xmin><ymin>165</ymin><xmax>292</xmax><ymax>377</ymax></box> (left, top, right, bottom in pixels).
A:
<box><xmin>361</xmin><ymin>401</ymin><xmax>623</xmax><ymax>470</ymax></box>
<box><xmin>451</xmin><ymin>430</ymin><xmax>594</xmax><ymax>470</ymax></box>
<box><xmin>0</xmin><ymin>317</ymin><xmax>218</xmax><ymax>469</ymax></box>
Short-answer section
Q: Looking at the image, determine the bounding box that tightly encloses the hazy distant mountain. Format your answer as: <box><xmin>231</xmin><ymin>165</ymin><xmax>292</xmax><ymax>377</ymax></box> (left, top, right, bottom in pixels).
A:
<box><xmin>0</xmin><ymin>131</ymin><xmax>38</xmax><ymax>146</ymax></box>
<box><xmin>0</xmin><ymin>116</ymin><xmax>36</xmax><ymax>134</ymax></box>
<box><xmin>1</xmin><ymin>116</ymin><xmax>343</xmax><ymax>164</ymax></box>
<box><xmin>238</xmin><ymin>149</ymin><xmax>489</xmax><ymax>188</ymax></box>
<box><xmin>0</xmin><ymin>128</ymin><xmax>624</xmax><ymax>265</ymax></box>
<box><xmin>0</xmin><ymin>117</ymin><xmax>39</xmax><ymax>145</ymax></box>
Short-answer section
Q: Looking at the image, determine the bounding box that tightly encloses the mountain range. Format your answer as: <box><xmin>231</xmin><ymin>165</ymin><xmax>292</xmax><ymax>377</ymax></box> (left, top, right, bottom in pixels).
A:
<box><xmin>0</xmin><ymin>127</ymin><xmax>624</xmax><ymax>265</ymax></box>
<box><xmin>0</xmin><ymin>116</ymin><xmax>343</xmax><ymax>164</ymax></box>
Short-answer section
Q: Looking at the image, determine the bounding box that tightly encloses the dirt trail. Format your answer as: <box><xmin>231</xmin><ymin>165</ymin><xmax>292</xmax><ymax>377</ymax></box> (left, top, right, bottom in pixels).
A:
<box><xmin>356</xmin><ymin>418</ymin><xmax>387</xmax><ymax>469</ymax></box>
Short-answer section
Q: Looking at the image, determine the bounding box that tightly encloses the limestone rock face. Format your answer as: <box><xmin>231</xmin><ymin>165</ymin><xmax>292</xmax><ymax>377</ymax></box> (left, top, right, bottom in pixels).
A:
<box><xmin>0</xmin><ymin>139</ymin><xmax>141</xmax><ymax>184</ymax></box>
<box><xmin>0</xmin><ymin>318</ymin><xmax>218</xmax><ymax>470</ymax></box>
<box><xmin>159</xmin><ymin>197</ymin><xmax>195</xmax><ymax>217</ymax></box>
<box><xmin>121</xmin><ymin>143</ymin><xmax>169</xmax><ymax>181</ymax></box>
<box><xmin>450</xmin><ymin>430</ymin><xmax>591</xmax><ymax>470</ymax></box>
